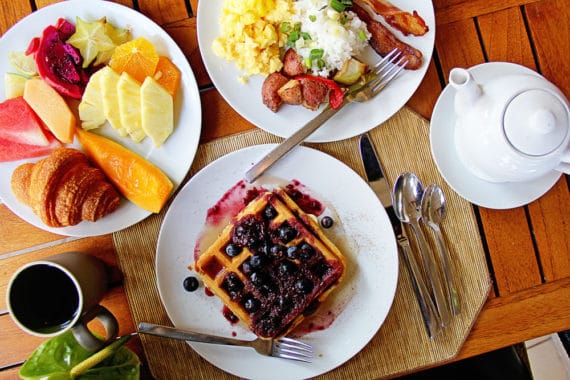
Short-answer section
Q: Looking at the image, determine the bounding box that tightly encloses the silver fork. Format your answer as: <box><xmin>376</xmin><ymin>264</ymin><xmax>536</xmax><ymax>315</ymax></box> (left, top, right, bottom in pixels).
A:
<box><xmin>137</xmin><ymin>322</ymin><xmax>313</xmax><ymax>362</ymax></box>
<box><xmin>244</xmin><ymin>48</ymin><xmax>409</xmax><ymax>183</ymax></box>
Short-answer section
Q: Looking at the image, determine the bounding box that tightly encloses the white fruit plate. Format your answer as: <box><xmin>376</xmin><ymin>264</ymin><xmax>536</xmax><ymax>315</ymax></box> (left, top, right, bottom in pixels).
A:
<box><xmin>0</xmin><ymin>0</ymin><xmax>202</xmax><ymax>236</ymax></box>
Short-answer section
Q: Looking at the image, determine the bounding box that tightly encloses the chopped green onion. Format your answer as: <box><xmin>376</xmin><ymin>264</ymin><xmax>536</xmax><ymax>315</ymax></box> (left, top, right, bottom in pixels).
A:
<box><xmin>309</xmin><ymin>49</ymin><xmax>324</xmax><ymax>60</ymax></box>
<box><xmin>358</xmin><ymin>30</ymin><xmax>367</xmax><ymax>41</ymax></box>
<box><xmin>329</xmin><ymin>0</ymin><xmax>345</xmax><ymax>12</ymax></box>
<box><xmin>281</xmin><ymin>22</ymin><xmax>291</xmax><ymax>33</ymax></box>
<box><xmin>329</xmin><ymin>0</ymin><xmax>353</xmax><ymax>12</ymax></box>
<box><xmin>301</xmin><ymin>32</ymin><xmax>311</xmax><ymax>40</ymax></box>
<box><xmin>340</xmin><ymin>15</ymin><xmax>347</xmax><ymax>25</ymax></box>
<box><xmin>305</xmin><ymin>50</ymin><xmax>325</xmax><ymax>69</ymax></box>
<box><xmin>309</xmin><ymin>14</ymin><xmax>317</xmax><ymax>22</ymax></box>
<box><xmin>289</xmin><ymin>30</ymin><xmax>300</xmax><ymax>42</ymax></box>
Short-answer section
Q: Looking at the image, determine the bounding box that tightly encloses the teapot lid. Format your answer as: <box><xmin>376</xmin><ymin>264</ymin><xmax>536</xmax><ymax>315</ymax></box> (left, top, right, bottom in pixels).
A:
<box><xmin>503</xmin><ymin>89</ymin><xmax>569</xmax><ymax>156</ymax></box>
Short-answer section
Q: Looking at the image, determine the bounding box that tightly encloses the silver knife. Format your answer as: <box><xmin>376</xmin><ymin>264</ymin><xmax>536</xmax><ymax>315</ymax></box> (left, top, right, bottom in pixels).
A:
<box><xmin>359</xmin><ymin>133</ymin><xmax>442</xmax><ymax>338</ymax></box>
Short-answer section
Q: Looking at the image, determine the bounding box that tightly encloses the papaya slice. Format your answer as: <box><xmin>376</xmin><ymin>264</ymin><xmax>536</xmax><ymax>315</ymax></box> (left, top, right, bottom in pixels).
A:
<box><xmin>76</xmin><ymin>129</ymin><xmax>173</xmax><ymax>213</ymax></box>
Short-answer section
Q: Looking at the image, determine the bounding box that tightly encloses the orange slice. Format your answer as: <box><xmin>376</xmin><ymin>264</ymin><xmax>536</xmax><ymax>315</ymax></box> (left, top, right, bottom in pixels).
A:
<box><xmin>153</xmin><ymin>56</ymin><xmax>181</xmax><ymax>97</ymax></box>
<box><xmin>109</xmin><ymin>37</ymin><xmax>159</xmax><ymax>83</ymax></box>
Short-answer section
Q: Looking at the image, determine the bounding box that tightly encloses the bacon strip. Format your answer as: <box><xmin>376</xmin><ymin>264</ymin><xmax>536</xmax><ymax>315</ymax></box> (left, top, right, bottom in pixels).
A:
<box><xmin>353</xmin><ymin>3</ymin><xmax>423</xmax><ymax>70</ymax></box>
<box><xmin>360</xmin><ymin>0</ymin><xmax>429</xmax><ymax>36</ymax></box>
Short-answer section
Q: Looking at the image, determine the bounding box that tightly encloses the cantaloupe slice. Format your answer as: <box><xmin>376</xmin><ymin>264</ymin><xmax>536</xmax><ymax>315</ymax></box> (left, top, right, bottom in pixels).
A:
<box><xmin>23</xmin><ymin>78</ymin><xmax>76</xmax><ymax>143</ymax></box>
<box><xmin>76</xmin><ymin>128</ymin><xmax>173</xmax><ymax>213</ymax></box>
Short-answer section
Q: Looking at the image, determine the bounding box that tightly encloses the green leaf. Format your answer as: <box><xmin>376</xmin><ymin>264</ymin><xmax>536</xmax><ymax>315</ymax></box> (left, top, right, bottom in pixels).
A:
<box><xmin>19</xmin><ymin>331</ymin><xmax>140</xmax><ymax>380</ymax></box>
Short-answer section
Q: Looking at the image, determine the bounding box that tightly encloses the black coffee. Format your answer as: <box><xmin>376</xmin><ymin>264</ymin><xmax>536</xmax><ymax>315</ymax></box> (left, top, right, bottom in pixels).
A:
<box><xmin>10</xmin><ymin>264</ymin><xmax>80</xmax><ymax>334</ymax></box>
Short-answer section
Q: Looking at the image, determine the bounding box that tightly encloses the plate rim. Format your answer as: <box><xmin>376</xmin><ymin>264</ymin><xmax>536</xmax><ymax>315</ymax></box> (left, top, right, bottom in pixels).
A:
<box><xmin>196</xmin><ymin>0</ymin><xmax>435</xmax><ymax>143</ymax></box>
<box><xmin>0</xmin><ymin>0</ymin><xmax>202</xmax><ymax>236</ymax></box>
<box><xmin>155</xmin><ymin>144</ymin><xmax>399</xmax><ymax>379</ymax></box>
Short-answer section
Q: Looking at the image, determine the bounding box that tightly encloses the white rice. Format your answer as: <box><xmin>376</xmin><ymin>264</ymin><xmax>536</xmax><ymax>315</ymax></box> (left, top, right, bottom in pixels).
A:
<box><xmin>292</xmin><ymin>0</ymin><xmax>370</xmax><ymax>77</ymax></box>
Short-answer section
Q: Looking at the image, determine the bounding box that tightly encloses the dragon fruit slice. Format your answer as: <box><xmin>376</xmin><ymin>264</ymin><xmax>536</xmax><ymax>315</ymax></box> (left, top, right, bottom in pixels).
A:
<box><xmin>27</xmin><ymin>18</ymin><xmax>89</xmax><ymax>99</ymax></box>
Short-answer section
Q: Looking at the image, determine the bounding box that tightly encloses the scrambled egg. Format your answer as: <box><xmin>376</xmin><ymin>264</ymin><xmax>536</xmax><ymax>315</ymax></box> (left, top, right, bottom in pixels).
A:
<box><xmin>212</xmin><ymin>0</ymin><xmax>294</xmax><ymax>82</ymax></box>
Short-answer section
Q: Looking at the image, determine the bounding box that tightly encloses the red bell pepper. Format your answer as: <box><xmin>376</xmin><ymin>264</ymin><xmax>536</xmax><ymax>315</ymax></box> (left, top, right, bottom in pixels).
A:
<box><xmin>295</xmin><ymin>74</ymin><xmax>345</xmax><ymax>109</ymax></box>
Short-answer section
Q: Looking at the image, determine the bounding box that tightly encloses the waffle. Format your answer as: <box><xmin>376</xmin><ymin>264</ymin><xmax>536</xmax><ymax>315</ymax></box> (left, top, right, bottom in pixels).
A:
<box><xmin>195</xmin><ymin>188</ymin><xmax>346</xmax><ymax>339</ymax></box>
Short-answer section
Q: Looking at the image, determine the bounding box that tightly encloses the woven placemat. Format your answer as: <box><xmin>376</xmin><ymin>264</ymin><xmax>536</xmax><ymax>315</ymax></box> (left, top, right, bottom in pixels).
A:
<box><xmin>113</xmin><ymin>107</ymin><xmax>491</xmax><ymax>379</ymax></box>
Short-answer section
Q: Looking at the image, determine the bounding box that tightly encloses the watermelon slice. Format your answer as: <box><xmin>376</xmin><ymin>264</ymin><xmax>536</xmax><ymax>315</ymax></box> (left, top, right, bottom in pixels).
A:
<box><xmin>0</xmin><ymin>96</ymin><xmax>62</xmax><ymax>162</ymax></box>
<box><xmin>0</xmin><ymin>135</ymin><xmax>61</xmax><ymax>162</ymax></box>
<box><xmin>0</xmin><ymin>97</ymin><xmax>51</xmax><ymax>146</ymax></box>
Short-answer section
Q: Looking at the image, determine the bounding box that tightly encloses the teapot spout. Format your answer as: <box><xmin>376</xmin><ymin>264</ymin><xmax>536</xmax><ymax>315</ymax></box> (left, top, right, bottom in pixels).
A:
<box><xmin>449</xmin><ymin>68</ymin><xmax>482</xmax><ymax>114</ymax></box>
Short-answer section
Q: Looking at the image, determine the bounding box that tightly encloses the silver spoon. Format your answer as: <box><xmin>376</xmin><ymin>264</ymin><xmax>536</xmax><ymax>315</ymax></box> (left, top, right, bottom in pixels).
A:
<box><xmin>393</xmin><ymin>172</ymin><xmax>452</xmax><ymax>327</ymax></box>
<box><xmin>422</xmin><ymin>184</ymin><xmax>461</xmax><ymax>316</ymax></box>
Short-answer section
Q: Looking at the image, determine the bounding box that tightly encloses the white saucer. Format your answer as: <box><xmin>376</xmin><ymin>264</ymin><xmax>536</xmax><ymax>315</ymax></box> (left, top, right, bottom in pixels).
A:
<box><xmin>430</xmin><ymin>62</ymin><xmax>562</xmax><ymax>209</ymax></box>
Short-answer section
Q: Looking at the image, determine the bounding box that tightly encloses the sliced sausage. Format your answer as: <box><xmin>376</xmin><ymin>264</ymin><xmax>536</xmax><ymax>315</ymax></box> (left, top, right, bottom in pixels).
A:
<box><xmin>262</xmin><ymin>72</ymin><xmax>289</xmax><ymax>112</ymax></box>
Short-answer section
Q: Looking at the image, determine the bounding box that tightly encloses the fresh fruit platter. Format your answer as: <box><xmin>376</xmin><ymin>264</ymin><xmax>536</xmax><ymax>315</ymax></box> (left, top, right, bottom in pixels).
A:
<box><xmin>0</xmin><ymin>0</ymin><xmax>202</xmax><ymax>236</ymax></box>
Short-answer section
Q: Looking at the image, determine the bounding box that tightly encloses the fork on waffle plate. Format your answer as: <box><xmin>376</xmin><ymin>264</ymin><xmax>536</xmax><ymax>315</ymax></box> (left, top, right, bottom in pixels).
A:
<box><xmin>138</xmin><ymin>322</ymin><xmax>313</xmax><ymax>362</ymax></box>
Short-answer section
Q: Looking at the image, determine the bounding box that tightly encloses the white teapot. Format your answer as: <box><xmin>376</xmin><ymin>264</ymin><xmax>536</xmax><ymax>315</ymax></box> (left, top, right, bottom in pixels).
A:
<box><xmin>450</xmin><ymin>63</ymin><xmax>570</xmax><ymax>183</ymax></box>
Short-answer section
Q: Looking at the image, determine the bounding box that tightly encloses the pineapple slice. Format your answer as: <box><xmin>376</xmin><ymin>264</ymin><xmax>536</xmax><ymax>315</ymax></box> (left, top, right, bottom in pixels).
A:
<box><xmin>141</xmin><ymin>77</ymin><xmax>173</xmax><ymax>147</ymax></box>
<box><xmin>4</xmin><ymin>72</ymin><xmax>28</xmax><ymax>98</ymax></box>
<box><xmin>117</xmin><ymin>72</ymin><xmax>145</xmax><ymax>142</ymax></box>
<box><xmin>8</xmin><ymin>51</ymin><xmax>37</xmax><ymax>77</ymax></box>
<box><xmin>78</xmin><ymin>68</ymin><xmax>106</xmax><ymax>130</ymax></box>
<box><xmin>99</xmin><ymin>67</ymin><xmax>127</xmax><ymax>136</ymax></box>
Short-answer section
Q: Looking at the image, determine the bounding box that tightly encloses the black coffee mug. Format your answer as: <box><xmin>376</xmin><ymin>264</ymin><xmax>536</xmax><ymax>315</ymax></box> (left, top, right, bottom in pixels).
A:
<box><xmin>6</xmin><ymin>252</ymin><xmax>119</xmax><ymax>351</ymax></box>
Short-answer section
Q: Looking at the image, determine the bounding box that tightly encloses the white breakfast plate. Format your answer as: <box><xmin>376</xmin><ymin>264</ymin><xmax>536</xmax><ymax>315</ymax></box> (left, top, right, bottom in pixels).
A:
<box><xmin>430</xmin><ymin>62</ymin><xmax>562</xmax><ymax>209</ymax></box>
<box><xmin>155</xmin><ymin>144</ymin><xmax>399</xmax><ymax>379</ymax></box>
<box><xmin>197</xmin><ymin>0</ymin><xmax>435</xmax><ymax>142</ymax></box>
<box><xmin>0</xmin><ymin>0</ymin><xmax>202</xmax><ymax>236</ymax></box>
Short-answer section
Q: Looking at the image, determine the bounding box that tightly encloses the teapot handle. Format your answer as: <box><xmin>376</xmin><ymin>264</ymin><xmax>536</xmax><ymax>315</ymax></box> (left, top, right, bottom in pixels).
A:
<box><xmin>556</xmin><ymin>146</ymin><xmax>570</xmax><ymax>174</ymax></box>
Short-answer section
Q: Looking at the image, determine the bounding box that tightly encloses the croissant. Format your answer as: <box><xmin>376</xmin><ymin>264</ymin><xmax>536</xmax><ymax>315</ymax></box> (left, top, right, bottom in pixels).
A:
<box><xmin>11</xmin><ymin>147</ymin><xmax>120</xmax><ymax>227</ymax></box>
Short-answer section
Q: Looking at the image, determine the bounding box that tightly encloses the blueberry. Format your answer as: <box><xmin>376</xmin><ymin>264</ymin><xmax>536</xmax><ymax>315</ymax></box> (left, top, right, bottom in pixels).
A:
<box><xmin>312</xmin><ymin>260</ymin><xmax>330</xmax><ymax>277</ymax></box>
<box><xmin>299</xmin><ymin>243</ymin><xmax>315</xmax><ymax>260</ymax></box>
<box><xmin>225</xmin><ymin>243</ymin><xmax>242</xmax><ymax>257</ymax></box>
<box><xmin>243</xmin><ymin>296</ymin><xmax>260</xmax><ymax>313</ymax></box>
<box><xmin>259</xmin><ymin>242</ymin><xmax>270</xmax><ymax>256</ymax></box>
<box><xmin>263</xmin><ymin>205</ymin><xmax>277</xmax><ymax>220</ymax></box>
<box><xmin>235</xmin><ymin>225</ymin><xmax>245</xmax><ymax>235</ymax></box>
<box><xmin>249</xmin><ymin>254</ymin><xmax>265</xmax><ymax>269</ymax></box>
<box><xmin>269</xmin><ymin>244</ymin><xmax>286</xmax><ymax>258</ymax></box>
<box><xmin>278</xmin><ymin>222</ymin><xmax>298</xmax><ymax>243</ymax></box>
<box><xmin>279</xmin><ymin>260</ymin><xmax>297</xmax><ymax>275</ymax></box>
<box><xmin>286</xmin><ymin>245</ymin><xmax>299</xmax><ymax>259</ymax></box>
<box><xmin>223</xmin><ymin>273</ymin><xmax>243</xmax><ymax>293</ymax></box>
<box><xmin>250</xmin><ymin>271</ymin><xmax>267</xmax><ymax>286</ymax></box>
<box><xmin>232</xmin><ymin>216</ymin><xmax>265</xmax><ymax>248</ymax></box>
<box><xmin>296</xmin><ymin>278</ymin><xmax>314</xmax><ymax>294</ymax></box>
<box><xmin>320</xmin><ymin>216</ymin><xmax>334</xmax><ymax>228</ymax></box>
<box><xmin>241</xmin><ymin>261</ymin><xmax>253</xmax><ymax>275</ymax></box>
<box><xmin>183</xmin><ymin>276</ymin><xmax>199</xmax><ymax>292</ymax></box>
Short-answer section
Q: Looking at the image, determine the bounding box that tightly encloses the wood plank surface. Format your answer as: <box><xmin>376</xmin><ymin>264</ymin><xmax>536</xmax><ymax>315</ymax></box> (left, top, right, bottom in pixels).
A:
<box><xmin>0</xmin><ymin>0</ymin><xmax>569</xmax><ymax>378</ymax></box>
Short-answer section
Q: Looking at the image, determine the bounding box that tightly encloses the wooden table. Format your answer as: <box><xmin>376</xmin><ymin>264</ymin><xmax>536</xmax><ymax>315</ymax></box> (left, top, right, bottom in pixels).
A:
<box><xmin>1</xmin><ymin>0</ymin><xmax>569</xmax><ymax>378</ymax></box>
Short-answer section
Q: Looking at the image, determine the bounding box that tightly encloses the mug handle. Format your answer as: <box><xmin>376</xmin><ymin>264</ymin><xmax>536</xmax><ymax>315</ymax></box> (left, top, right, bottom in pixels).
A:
<box><xmin>71</xmin><ymin>304</ymin><xmax>119</xmax><ymax>352</ymax></box>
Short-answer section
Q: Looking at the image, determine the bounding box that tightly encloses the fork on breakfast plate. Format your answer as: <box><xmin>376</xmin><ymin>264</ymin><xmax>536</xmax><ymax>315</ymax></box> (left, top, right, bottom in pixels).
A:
<box><xmin>138</xmin><ymin>322</ymin><xmax>313</xmax><ymax>363</ymax></box>
<box><xmin>244</xmin><ymin>48</ymin><xmax>409</xmax><ymax>183</ymax></box>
